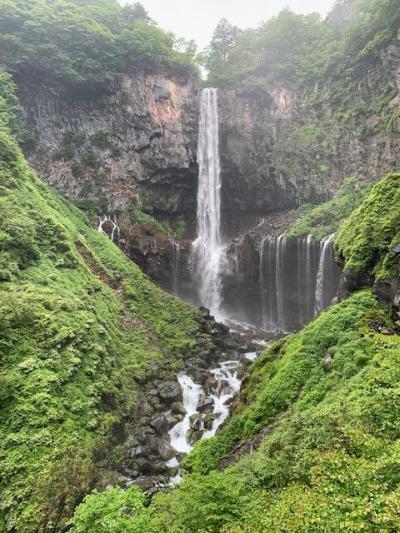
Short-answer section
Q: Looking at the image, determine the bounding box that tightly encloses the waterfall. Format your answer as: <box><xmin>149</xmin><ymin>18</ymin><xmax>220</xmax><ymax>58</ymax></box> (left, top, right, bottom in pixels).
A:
<box><xmin>314</xmin><ymin>234</ymin><xmax>335</xmax><ymax>316</ymax></box>
<box><xmin>167</xmin><ymin>359</ymin><xmax>241</xmax><ymax>484</ymax></box>
<box><xmin>203</xmin><ymin>361</ymin><xmax>241</xmax><ymax>438</ymax></box>
<box><xmin>305</xmin><ymin>234</ymin><xmax>313</xmax><ymax>319</ymax></box>
<box><xmin>254</xmin><ymin>234</ymin><xmax>340</xmax><ymax>333</ymax></box>
<box><xmin>259</xmin><ymin>236</ymin><xmax>278</xmax><ymax>333</ymax></box>
<box><xmin>170</xmin><ymin>239</ymin><xmax>181</xmax><ymax>295</ymax></box>
<box><xmin>169</xmin><ymin>374</ymin><xmax>204</xmax><ymax>454</ymax></box>
<box><xmin>190</xmin><ymin>88</ymin><xmax>225</xmax><ymax>319</ymax></box>
<box><xmin>276</xmin><ymin>235</ymin><xmax>287</xmax><ymax>333</ymax></box>
<box><xmin>259</xmin><ymin>237</ymin><xmax>268</xmax><ymax>330</ymax></box>
<box><xmin>98</xmin><ymin>214</ymin><xmax>120</xmax><ymax>243</ymax></box>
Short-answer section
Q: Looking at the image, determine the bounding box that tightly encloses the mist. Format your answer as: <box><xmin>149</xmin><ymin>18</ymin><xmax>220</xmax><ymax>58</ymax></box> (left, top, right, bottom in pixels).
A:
<box><xmin>122</xmin><ymin>0</ymin><xmax>335</xmax><ymax>48</ymax></box>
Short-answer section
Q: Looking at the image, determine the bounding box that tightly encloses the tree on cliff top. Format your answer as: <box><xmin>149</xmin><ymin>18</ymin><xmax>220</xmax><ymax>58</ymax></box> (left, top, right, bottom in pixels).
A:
<box><xmin>122</xmin><ymin>2</ymin><xmax>151</xmax><ymax>24</ymax></box>
<box><xmin>205</xmin><ymin>18</ymin><xmax>241</xmax><ymax>73</ymax></box>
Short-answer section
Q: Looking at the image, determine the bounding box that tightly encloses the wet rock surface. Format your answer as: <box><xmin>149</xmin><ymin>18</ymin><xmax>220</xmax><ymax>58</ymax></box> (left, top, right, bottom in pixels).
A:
<box><xmin>119</xmin><ymin>308</ymin><xmax>263</xmax><ymax>490</ymax></box>
<box><xmin>19</xmin><ymin>70</ymin><xmax>199</xmax><ymax>219</ymax></box>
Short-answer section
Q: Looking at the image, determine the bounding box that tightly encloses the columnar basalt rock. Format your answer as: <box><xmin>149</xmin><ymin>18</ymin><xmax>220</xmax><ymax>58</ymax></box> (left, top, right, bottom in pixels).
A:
<box><xmin>19</xmin><ymin>69</ymin><xmax>200</xmax><ymax>218</ymax></box>
<box><xmin>217</xmin><ymin>76</ymin><xmax>400</xmax><ymax>231</ymax></box>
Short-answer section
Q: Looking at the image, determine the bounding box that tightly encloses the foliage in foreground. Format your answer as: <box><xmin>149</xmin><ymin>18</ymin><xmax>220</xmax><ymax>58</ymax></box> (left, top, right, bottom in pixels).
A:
<box><xmin>72</xmin><ymin>290</ymin><xmax>400</xmax><ymax>532</ymax></box>
<box><xmin>69</xmin><ymin>486</ymin><xmax>156</xmax><ymax>533</ymax></box>
<box><xmin>335</xmin><ymin>172</ymin><xmax>400</xmax><ymax>278</ymax></box>
<box><xmin>0</xmin><ymin>115</ymin><xmax>201</xmax><ymax>530</ymax></box>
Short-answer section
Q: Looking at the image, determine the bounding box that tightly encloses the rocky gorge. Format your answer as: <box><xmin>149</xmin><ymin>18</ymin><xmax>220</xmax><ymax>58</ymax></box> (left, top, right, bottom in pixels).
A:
<box><xmin>16</xmin><ymin>27</ymin><xmax>400</xmax><ymax>310</ymax></box>
<box><xmin>1</xmin><ymin>1</ymin><xmax>400</xmax><ymax>531</ymax></box>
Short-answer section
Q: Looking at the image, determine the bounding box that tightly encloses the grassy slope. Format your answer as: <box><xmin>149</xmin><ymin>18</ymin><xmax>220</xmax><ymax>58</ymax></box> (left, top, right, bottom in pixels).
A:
<box><xmin>0</xmin><ymin>128</ymin><xmax>202</xmax><ymax>532</ymax></box>
<box><xmin>335</xmin><ymin>172</ymin><xmax>400</xmax><ymax>279</ymax></box>
<box><xmin>148</xmin><ymin>291</ymin><xmax>400</xmax><ymax>532</ymax></box>
<box><xmin>68</xmin><ymin>173</ymin><xmax>400</xmax><ymax>532</ymax></box>
<box><xmin>286</xmin><ymin>176</ymin><xmax>372</xmax><ymax>239</ymax></box>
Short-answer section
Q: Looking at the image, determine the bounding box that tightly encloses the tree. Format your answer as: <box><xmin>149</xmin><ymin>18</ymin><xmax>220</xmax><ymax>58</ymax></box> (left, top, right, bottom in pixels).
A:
<box><xmin>121</xmin><ymin>2</ymin><xmax>150</xmax><ymax>25</ymax></box>
<box><xmin>207</xmin><ymin>18</ymin><xmax>241</xmax><ymax>71</ymax></box>
<box><xmin>326</xmin><ymin>0</ymin><xmax>357</xmax><ymax>37</ymax></box>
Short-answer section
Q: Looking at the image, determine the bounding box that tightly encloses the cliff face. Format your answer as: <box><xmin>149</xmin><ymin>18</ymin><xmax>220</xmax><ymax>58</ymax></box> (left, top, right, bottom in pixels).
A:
<box><xmin>218</xmin><ymin>35</ymin><xmax>400</xmax><ymax>229</ymax></box>
<box><xmin>19</xmin><ymin>69</ymin><xmax>199</xmax><ymax>219</ymax></box>
<box><xmin>18</xmin><ymin>34</ymin><xmax>400</xmax><ymax>241</ymax></box>
<box><xmin>15</xmin><ymin>35</ymin><xmax>400</xmax><ymax>295</ymax></box>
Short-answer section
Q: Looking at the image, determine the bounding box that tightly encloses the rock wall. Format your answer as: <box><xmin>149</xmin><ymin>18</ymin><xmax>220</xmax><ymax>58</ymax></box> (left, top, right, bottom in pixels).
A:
<box><xmin>218</xmin><ymin>35</ymin><xmax>400</xmax><ymax>233</ymax></box>
<box><xmin>19</xmin><ymin>68</ymin><xmax>199</xmax><ymax>221</ymax></box>
<box><xmin>16</xmin><ymin>34</ymin><xmax>400</xmax><ymax>292</ymax></box>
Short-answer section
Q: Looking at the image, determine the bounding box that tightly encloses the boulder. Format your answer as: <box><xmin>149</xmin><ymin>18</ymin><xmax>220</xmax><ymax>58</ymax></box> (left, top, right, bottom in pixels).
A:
<box><xmin>154</xmin><ymin>84</ymin><xmax>171</xmax><ymax>100</ymax></box>
<box><xmin>136</xmin><ymin>458</ymin><xmax>152</xmax><ymax>474</ymax></box>
<box><xmin>197</xmin><ymin>398</ymin><xmax>214</xmax><ymax>413</ymax></box>
<box><xmin>132</xmin><ymin>476</ymin><xmax>155</xmax><ymax>491</ymax></box>
<box><xmin>157</xmin><ymin>440</ymin><xmax>175</xmax><ymax>460</ymax></box>
<box><xmin>171</xmin><ymin>401</ymin><xmax>186</xmax><ymax>415</ymax></box>
<box><xmin>137</xmin><ymin>426</ymin><xmax>155</xmax><ymax>444</ymax></box>
<box><xmin>151</xmin><ymin>415</ymin><xmax>169</xmax><ymax>435</ymax></box>
<box><xmin>323</xmin><ymin>353</ymin><xmax>333</xmax><ymax>372</ymax></box>
<box><xmin>158</xmin><ymin>381</ymin><xmax>182</xmax><ymax>405</ymax></box>
<box><xmin>189</xmin><ymin>414</ymin><xmax>203</xmax><ymax>431</ymax></box>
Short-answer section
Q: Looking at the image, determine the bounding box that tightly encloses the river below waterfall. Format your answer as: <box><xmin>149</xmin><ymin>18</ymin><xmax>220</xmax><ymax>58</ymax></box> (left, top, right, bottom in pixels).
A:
<box><xmin>162</xmin><ymin>87</ymin><xmax>340</xmax><ymax>483</ymax></box>
<box><xmin>165</xmin><ymin>340</ymin><xmax>265</xmax><ymax>484</ymax></box>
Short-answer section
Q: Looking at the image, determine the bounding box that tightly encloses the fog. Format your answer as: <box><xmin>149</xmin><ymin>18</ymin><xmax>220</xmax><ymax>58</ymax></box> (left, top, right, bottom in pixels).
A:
<box><xmin>123</xmin><ymin>0</ymin><xmax>335</xmax><ymax>48</ymax></box>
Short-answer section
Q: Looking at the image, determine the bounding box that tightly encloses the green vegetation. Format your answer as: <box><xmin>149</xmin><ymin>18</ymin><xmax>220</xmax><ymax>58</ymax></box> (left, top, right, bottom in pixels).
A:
<box><xmin>0</xmin><ymin>100</ymin><xmax>203</xmax><ymax>530</ymax></box>
<box><xmin>0</xmin><ymin>70</ymin><xmax>21</xmax><ymax>133</ymax></box>
<box><xmin>68</xmin><ymin>166</ymin><xmax>400</xmax><ymax>532</ymax></box>
<box><xmin>1</xmin><ymin>1</ymin><xmax>399</xmax><ymax>531</ymax></box>
<box><xmin>69</xmin><ymin>486</ymin><xmax>155</xmax><ymax>533</ymax></box>
<box><xmin>90</xmin><ymin>129</ymin><xmax>110</xmax><ymax>150</ymax></box>
<box><xmin>0</xmin><ymin>0</ymin><xmax>198</xmax><ymax>92</ymax></box>
<box><xmin>336</xmin><ymin>172</ymin><xmax>400</xmax><ymax>278</ymax></box>
<box><xmin>206</xmin><ymin>0</ymin><xmax>399</xmax><ymax>93</ymax></box>
<box><xmin>54</xmin><ymin>130</ymin><xmax>86</xmax><ymax>162</ymax></box>
<box><xmin>205</xmin><ymin>0</ymin><xmax>400</xmax><ymax>173</ymax></box>
<box><xmin>287</xmin><ymin>176</ymin><xmax>372</xmax><ymax>239</ymax></box>
<box><xmin>71</xmin><ymin>290</ymin><xmax>400</xmax><ymax>532</ymax></box>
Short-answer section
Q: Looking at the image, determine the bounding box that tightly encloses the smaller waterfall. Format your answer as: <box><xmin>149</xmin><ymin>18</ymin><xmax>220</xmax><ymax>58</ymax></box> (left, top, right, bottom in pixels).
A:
<box><xmin>203</xmin><ymin>361</ymin><xmax>241</xmax><ymax>438</ymax></box>
<box><xmin>275</xmin><ymin>235</ymin><xmax>287</xmax><ymax>333</ymax></box>
<box><xmin>98</xmin><ymin>214</ymin><xmax>120</xmax><ymax>243</ymax></box>
<box><xmin>170</xmin><ymin>239</ymin><xmax>181</xmax><ymax>295</ymax></box>
<box><xmin>258</xmin><ymin>236</ymin><xmax>278</xmax><ymax>333</ymax></box>
<box><xmin>305</xmin><ymin>234</ymin><xmax>314</xmax><ymax>318</ymax></box>
<box><xmin>167</xmin><ymin>359</ymin><xmax>241</xmax><ymax>483</ymax></box>
<box><xmin>254</xmin><ymin>234</ymin><xmax>340</xmax><ymax>333</ymax></box>
<box><xmin>259</xmin><ymin>237</ymin><xmax>268</xmax><ymax>330</ymax></box>
<box><xmin>314</xmin><ymin>234</ymin><xmax>335</xmax><ymax>317</ymax></box>
<box><xmin>169</xmin><ymin>374</ymin><xmax>204</xmax><ymax>454</ymax></box>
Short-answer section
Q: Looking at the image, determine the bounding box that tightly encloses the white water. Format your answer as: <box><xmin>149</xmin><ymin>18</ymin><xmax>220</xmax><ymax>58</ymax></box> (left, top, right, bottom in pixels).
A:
<box><xmin>98</xmin><ymin>214</ymin><xmax>120</xmax><ymax>243</ymax></box>
<box><xmin>314</xmin><ymin>234</ymin><xmax>335</xmax><ymax>316</ymax></box>
<box><xmin>169</xmin><ymin>374</ymin><xmax>204</xmax><ymax>454</ymax></box>
<box><xmin>190</xmin><ymin>88</ymin><xmax>226</xmax><ymax>320</ymax></box>
<box><xmin>203</xmin><ymin>361</ymin><xmax>241</xmax><ymax>438</ymax></box>
<box><xmin>305</xmin><ymin>234</ymin><xmax>313</xmax><ymax>317</ymax></box>
<box><xmin>259</xmin><ymin>237</ymin><xmax>268</xmax><ymax>330</ymax></box>
<box><xmin>276</xmin><ymin>235</ymin><xmax>287</xmax><ymax>333</ymax></box>
<box><xmin>170</xmin><ymin>238</ymin><xmax>181</xmax><ymax>295</ymax></box>
<box><xmin>168</xmin><ymin>359</ymin><xmax>242</xmax><ymax>482</ymax></box>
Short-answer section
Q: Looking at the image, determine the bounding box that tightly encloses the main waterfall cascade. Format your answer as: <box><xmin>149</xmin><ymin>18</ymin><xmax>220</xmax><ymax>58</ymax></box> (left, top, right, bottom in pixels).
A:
<box><xmin>164</xmin><ymin>90</ymin><xmax>342</xmax><ymax>483</ymax></box>
<box><xmin>173</xmin><ymin>87</ymin><xmax>341</xmax><ymax>332</ymax></box>
<box><xmin>190</xmin><ymin>88</ymin><xmax>226</xmax><ymax>320</ymax></box>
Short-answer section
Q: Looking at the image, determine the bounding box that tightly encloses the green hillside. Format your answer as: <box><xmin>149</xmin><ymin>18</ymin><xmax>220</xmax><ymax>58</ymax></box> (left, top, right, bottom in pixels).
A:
<box><xmin>0</xmin><ymin>92</ymin><xmax>203</xmax><ymax>531</ymax></box>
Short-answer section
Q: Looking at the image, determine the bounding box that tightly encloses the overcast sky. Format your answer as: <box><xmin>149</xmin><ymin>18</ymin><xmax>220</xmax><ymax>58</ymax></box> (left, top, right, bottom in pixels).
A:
<box><xmin>123</xmin><ymin>0</ymin><xmax>335</xmax><ymax>49</ymax></box>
